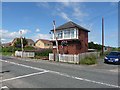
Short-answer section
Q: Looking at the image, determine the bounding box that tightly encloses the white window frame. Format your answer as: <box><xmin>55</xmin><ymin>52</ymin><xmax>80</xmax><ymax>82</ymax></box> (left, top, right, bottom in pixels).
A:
<box><xmin>52</xmin><ymin>28</ymin><xmax>78</xmax><ymax>40</ymax></box>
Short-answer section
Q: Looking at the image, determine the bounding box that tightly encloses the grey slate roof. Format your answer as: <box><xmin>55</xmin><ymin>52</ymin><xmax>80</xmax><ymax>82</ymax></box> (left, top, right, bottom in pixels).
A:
<box><xmin>1</xmin><ymin>42</ymin><xmax>11</xmax><ymax>47</ymax></box>
<box><xmin>35</xmin><ymin>39</ymin><xmax>52</xmax><ymax>44</ymax></box>
<box><xmin>51</xmin><ymin>21</ymin><xmax>90</xmax><ymax>32</ymax></box>
<box><xmin>26</xmin><ymin>39</ymin><xmax>34</xmax><ymax>44</ymax></box>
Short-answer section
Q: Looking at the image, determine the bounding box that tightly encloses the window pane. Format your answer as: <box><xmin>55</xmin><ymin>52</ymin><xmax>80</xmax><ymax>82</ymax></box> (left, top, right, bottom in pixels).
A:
<box><xmin>70</xmin><ymin>29</ymin><xmax>74</xmax><ymax>38</ymax></box>
<box><xmin>57</xmin><ymin>31</ymin><xmax>62</xmax><ymax>39</ymax></box>
<box><xmin>64</xmin><ymin>30</ymin><xmax>70</xmax><ymax>38</ymax></box>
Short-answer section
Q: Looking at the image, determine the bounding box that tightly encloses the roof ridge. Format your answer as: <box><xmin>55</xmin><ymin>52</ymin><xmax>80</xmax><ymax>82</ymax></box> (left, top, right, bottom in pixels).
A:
<box><xmin>51</xmin><ymin>21</ymin><xmax>90</xmax><ymax>32</ymax></box>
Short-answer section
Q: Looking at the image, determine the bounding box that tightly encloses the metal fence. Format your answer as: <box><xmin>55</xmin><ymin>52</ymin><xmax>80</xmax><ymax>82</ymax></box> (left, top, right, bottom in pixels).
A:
<box><xmin>15</xmin><ymin>51</ymin><xmax>35</xmax><ymax>58</ymax></box>
<box><xmin>49</xmin><ymin>52</ymin><xmax>100</xmax><ymax>64</ymax></box>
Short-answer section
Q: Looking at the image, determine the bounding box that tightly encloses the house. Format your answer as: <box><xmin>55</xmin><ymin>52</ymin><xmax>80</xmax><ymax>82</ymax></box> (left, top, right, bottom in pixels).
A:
<box><xmin>104</xmin><ymin>46</ymin><xmax>112</xmax><ymax>52</ymax></box>
<box><xmin>26</xmin><ymin>39</ymin><xmax>34</xmax><ymax>47</ymax></box>
<box><xmin>35</xmin><ymin>39</ymin><xmax>53</xmax><ymax>49</ymax></box>
<box><xmin>11</xmin><ymin>38</ymin><xmax>18</xmax><ymax>46</ymax></box>
<box><xmin>11</xmin><ymin>38</ymin><xmax>34</xmax><ymax>47</ymax></box>
<box><xmin>1</xmin><ymin>42</ymin><xmax>11</xmax><ymax>47</ymax></box>
<box><xmin>50</xmin><ymin>21</ymin><xmax>90</xmax><ymax>54</ymax></box>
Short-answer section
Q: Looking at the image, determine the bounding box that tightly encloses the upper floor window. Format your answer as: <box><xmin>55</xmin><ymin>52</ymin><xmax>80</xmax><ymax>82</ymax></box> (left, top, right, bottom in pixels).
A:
<box><xmin>45</xmin><ymin>44</ymin><xmax>50</xmax><ymax>46</ymax></box>
<box><xmin>52</xmin><ymin>28</ymin><xmax>77</xmax><ymax>39</ymax></box>
<box><xmin>57</xmin><ymin>31</ymin><xmax>63</xmax><ymax>39</ymax></box>
<box><xmin>64</xmin><ymin>30</ymin><xmax>70</xmax><ymax>38</ymax></box>
<box><xmin>70</xmin><ymin>29</ymin><xmax>74</xmax><ymax>38</ymax></box>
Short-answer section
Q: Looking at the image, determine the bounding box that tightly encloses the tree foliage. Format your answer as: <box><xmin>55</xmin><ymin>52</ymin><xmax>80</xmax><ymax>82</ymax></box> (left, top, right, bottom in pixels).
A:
<box><xmin>14</xmin><ymin>38</ymin><xmax>28</xmax><ymax>48</ymax></box>
<box><xmin>88</xmin><ymin>42</ymin><xmax>102</xmax><ymax>51</ymax></box>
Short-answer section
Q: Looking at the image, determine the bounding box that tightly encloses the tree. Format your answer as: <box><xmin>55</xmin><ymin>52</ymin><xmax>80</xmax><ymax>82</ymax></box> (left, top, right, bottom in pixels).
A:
<box><xmin>14</xmin><ymin>38</ymin><xmax>28</xmax><ymax>48</ymax></box>
<box><xmin>88</xmin><ymin>42</ymin><xmax>94</xmax><ymax>49</ymax></box>
<box><xmin>88</xmin><ymin>42</ymin><xmax>102</xmax><ymax>51</ymax></box>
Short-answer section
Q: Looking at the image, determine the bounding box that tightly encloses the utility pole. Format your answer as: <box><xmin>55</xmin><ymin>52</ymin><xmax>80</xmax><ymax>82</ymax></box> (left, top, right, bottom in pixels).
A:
<box><xmin>20</xmin><ymin>31</ymin><xmax>24</xmax><ymax>58</ymax></box>
<box><xmin>53</xmin><ymin>20</ymin><xmax>59</xmax><ymax>61</ymax></box>
<box><xmin>102</xmin><ymin>17</ymin><xmax>104</xmax><ymax>55</ymax></box>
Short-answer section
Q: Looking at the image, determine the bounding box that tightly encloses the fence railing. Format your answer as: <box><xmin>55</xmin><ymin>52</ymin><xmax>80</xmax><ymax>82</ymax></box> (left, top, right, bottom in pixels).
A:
<box><xmin>15</xmin><ymin>51</ymin><xmax>35</xmax><ymax>58</ymax></box>
<box><xmin>49</xmin><ymin>52</ymin><xmax>100</xmax><ymax>64</ymax></box>
<box><xmin>59</xmin><ymin>54</ymin><xmax>79</xmax><ymax>64</ymax></box>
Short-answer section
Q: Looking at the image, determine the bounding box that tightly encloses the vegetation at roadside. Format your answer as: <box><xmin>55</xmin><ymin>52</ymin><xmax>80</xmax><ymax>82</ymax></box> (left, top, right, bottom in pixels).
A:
<box><xmin>1</xmin><ymin>46</ymin><xmax>35</xmax><ymax>56</ymax></box>
<box><xmin>35</xmin><ymin>49</ymin><xmax>52</xmax><ymax>59</ymax></box>
<box><xmin>1</xmin><ymin>45</ymin><xmax>52</xmax><ymax>59</ymax></box>
<box><xmin>2</xmin><ymin>52</ymin><xmax>13</xmax><ymax>56</ymax></box>
<box><xmin>24</xmin><ymin>46</ymin><xmax>35</xmax><ymax>51</ymax></box>
<box><xmin>80</xmin><ymin>55</ymin><xmax>97</xmax><ymax>65</ymax></box>
<box><xmin>112</xmin><ymin>47</ymin><xmax>120</xmax><ymax>51</ymax></box>
<box><xmin>88</xmin><ymin>42</ymin><xmax>102</xmax><ymax>51</ymax></box>
<box><xmin>2</xmin><ymin>46</ymin><xmax>35</xmax><ymax>52</ymax></box>
<box><xmin>100</xmin><ymin>51</ymin><xmax>110</xmax><ymax>58</ymax></box>
<box><xmin>14</xmin><ymin>38</ymin><xmax>28</xmax><ymax>48</ymax></box>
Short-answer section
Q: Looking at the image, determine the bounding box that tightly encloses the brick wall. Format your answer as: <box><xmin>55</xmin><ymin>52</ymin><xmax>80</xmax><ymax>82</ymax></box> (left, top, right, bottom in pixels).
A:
<box><xmin>52</xmin><ymin>28</ymin><xmax>88</xmax><ymax>55</ymax></box>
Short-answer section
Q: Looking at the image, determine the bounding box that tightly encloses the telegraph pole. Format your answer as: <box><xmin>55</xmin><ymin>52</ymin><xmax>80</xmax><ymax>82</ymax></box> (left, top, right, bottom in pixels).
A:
<box><xmin>102</xmin><ymin>17</ymin><xmax>104</xmax><ymax>55</ymax></box>
<box><xmin>20</xmin><ymin>31</ymin><xmax>24</xmax><ymax>58</ymax></box>
<box><xmin>53</xmin><ymin>20</ymin><xmax>59</xmax><ymax>61</ymax></box>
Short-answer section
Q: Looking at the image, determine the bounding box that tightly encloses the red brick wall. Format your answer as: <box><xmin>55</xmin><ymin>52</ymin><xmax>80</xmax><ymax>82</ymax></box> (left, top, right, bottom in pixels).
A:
<box><xmin>52</xmin><ymin>28</ymin><xmax>88</xmax><ymax>54</ymax></box>
<box><xmin>78</xmin><ymin>29</ymin><xmax>88</xmax><ymax>53</ymax></box>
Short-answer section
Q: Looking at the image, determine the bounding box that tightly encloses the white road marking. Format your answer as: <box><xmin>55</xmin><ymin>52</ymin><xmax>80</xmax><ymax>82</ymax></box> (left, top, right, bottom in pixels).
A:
<box><xmin>1</xmin><ymin>59</ymin><xmax>47</xmax><ymax>72</ymax></box>
<box><xmin>1</xmin><ymin>86</ymin><xmax>9</xmax><ymax>89</ymax></box>
<box><xmin>0</xmin><ymin>59</ymin><xmax>120</xmax><ymax>88</ymax></box>
<box><xmin>1</xmin><ymin>71</ymin><xmax>48</xmax><ymax>82</ymax></box>
<box><xmin>49</xmin><ymin>70</ymin><xmax>120</xmax><ymax>88</ymax></box>
<box><xmin>109</xmin><ymin>69</ymin><xmax>118</xmax><ymax>72</ymax></box>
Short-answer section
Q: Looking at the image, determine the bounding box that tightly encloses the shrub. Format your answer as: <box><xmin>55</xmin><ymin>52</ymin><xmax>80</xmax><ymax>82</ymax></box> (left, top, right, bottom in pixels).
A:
<box><xmin>2</xmin><ymin>46</ymin><xmax>14</xmax><ymax>52</ymax></box>
<box><xmin>24</xmin><ymin>46</ymin><xmax>35</xmax><ymax>51</ymax></box>
<box><xmin>80</xmin><ymin>55</ymin><xmax>97</xmax><ymax>65</ymax></box>
<box><xmin>35</xmin><ymin>49</ymin><xmax>52</xmax><ymax>57</ymax></box>
<box><xmin>2</xmin><ymin>46</ymin><xmax>22</xmax><ymax>52</ymax></box>
<box><xmin>2</xmin><ymin>52</ymin><xmax>13</xmax><ymax>56</ymax></box>
<box><xmin>0</xmin><ymin>46</ymin><xmax>2</xmax><ymax>52</ymax></box>
<box><xmin>100</xmin><ymin>51</ymin><xmax>110</xmax><ymax>58</ymax></box>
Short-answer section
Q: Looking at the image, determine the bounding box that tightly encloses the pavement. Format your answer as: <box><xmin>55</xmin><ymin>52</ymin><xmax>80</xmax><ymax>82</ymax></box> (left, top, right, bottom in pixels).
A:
<box><xmin>0</xmin><ymin>56</ymin><xmax>119</xmax><ymax>88</ymax></box>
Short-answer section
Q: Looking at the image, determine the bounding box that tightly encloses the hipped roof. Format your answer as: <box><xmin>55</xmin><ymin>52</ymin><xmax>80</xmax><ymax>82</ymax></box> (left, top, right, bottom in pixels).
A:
<box><xmin>51</xmin><ymin>21</ymin><xmax>90</xmax><ymax>32</ymax></box>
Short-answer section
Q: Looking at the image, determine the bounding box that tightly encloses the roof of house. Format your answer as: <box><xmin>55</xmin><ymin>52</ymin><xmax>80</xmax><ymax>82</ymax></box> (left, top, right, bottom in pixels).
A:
<box><xmin>36</xmin><ymin>39</ymin><xmax>52</xmax><ymax>44</ymax></box>
<box><xmin>51</xmin><ymin>21</ymin><xmax>90</xmax><ymax>32</ymax></box>
<box><xmin>11</xmin><ymin>38</ymin><xmax>18</xmax><ymax>44</ymax></box>
<box><xmin>26</xmin><ymin>39</ymin><xmax>34</xmax><ymax>44</ymax></box>
<box><xmin>11</xmin><ymin>38</ymin><xmax>34</xmax><ymax>44</ymax></box>
<box><xmin>1</xmin><ymin>42</ymin><xmax>11</xmax><ymax>47</ymax></box>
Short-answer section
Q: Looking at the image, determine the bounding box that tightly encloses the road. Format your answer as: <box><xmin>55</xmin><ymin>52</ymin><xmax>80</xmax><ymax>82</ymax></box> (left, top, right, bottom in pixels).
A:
<box><xmin>0</xmin><ymin>56</ymin><xmax>119</xmax><ymax>88</ymax></box>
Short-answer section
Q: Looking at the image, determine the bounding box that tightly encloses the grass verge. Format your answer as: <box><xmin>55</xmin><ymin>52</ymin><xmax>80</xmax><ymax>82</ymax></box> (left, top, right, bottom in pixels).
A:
<box><xmin>80</xmin><ymin>55</ymin><xmax>97</xmax><ymax>65</ymax></box>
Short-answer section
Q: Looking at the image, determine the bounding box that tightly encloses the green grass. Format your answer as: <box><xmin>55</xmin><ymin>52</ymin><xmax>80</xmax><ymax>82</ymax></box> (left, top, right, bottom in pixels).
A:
<box><xmin>80</xmin><ymin>55</ymin><xmax>97</xmax><ymax>65</ymax></box>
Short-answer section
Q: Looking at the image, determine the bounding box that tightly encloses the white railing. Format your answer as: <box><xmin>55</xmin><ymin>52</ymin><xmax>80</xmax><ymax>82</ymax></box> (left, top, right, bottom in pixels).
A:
<box><xmin>53</xmin><ymin>46</ymin><xmax>57</xmax><ymax>48</ymax></box>
<box><xmin>59</xmin><ymin>54</ymin><xmax>79</xmax><ymax>64</ymax></box>
<box><xmin>51</xmin><ymin>37</ymin><xmax>78</xmax><ymax>41</ymax></box>
<box><xmin>49</xmin><ymin>52</ymin><xmax>100</xmax><ymax>64</ymax></box>
<box><xmin>49</xmin><ymin>53</ymin><xmax>54</xmax><ymax>61</ymax></box>
<box><xmin>15</xmin><ymin>51</ymin><xmax>35</xmax><ymax>58</ymax></box>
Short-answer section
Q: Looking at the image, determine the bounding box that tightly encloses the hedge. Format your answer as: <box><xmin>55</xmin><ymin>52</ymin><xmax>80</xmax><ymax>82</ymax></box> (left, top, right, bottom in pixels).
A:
<box><xmin>35</xmin><ymin>49</ymin><xmax>52</xmax><ymax>57</ymax></box>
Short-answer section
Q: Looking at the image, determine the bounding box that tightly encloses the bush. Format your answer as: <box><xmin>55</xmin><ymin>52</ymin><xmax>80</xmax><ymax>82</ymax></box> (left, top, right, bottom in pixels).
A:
<box><xmin>0</xmin><ymin>46</ymin><xmax>2</xmax><ymax>52</ymax></box>
<box><xmin>2</xmin><ymin>52</ymin><xmax>13</xmax><ymax>56</ymax></box>
<box><xmin>35</xmin><ymin>49</ymin><xmax>52</xmax><ymax>57</ymax></box>
<box><xmin>100</xmin><ymin>51</ymin><xmax>110</xmax><ymax>58</ymax></box>
<box><xmin>2</xmin><ymin>46</ymin><xmax>22</xmax><ymax>52</ymax></box>
<box><xmin>2</xmin><ymin>46</ymin><xmax>14</xmax><ymax>52</ymax></box>
<box><xmin>2</xmin><ymin>46</ymin><xmax>35</xmax><ymax>53</ymax></box>
<box><xmin>80</xmin><ymin>55</ymin><xmax>97</xmax><ymax>65</ymax></box>
<box><xmin>24</xmin><ymin>46</ymin><xmax>35</xmax><ymax>51</ymax></box>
